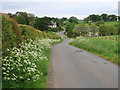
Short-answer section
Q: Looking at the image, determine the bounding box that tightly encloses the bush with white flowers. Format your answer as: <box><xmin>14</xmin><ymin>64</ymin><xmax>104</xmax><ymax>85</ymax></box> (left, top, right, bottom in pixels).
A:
<box><xmin>2</xmin><ymin>39</ymin><xmax>60</xmax><ymax>87</ymax></box>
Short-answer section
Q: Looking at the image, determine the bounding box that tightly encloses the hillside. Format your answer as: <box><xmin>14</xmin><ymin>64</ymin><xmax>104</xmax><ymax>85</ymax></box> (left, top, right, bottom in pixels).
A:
<box><xmin>2</xmin><ymin>14</ymin><xmax>61</xmax><ymax>57</ymax></box>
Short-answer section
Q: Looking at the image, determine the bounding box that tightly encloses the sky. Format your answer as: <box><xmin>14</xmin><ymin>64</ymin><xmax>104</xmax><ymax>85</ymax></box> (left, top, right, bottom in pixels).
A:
<box><xmin>1</xmin><ymin>0</ymin><xmax>119</xmax><ymax>19</ymax></box>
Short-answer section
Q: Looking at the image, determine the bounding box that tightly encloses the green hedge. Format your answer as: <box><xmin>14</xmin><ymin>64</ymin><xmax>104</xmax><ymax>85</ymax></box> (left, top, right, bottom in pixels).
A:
<box><xmin>2</xmin><ymin>14</ymin><xmax>23</xmax><ymax>56</ymax></box>
<box><xmin>2</xmin><ymin>14</ymin><xmax>61</xmax><ymax>57</ymax></box>
<box><xmin>19</xmin><ymin>24</ymin><xmax>61</xmax><ymax>40</ymax></box>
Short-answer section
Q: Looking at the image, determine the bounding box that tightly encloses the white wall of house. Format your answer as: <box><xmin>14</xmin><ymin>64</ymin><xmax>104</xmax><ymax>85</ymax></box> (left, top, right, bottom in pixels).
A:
<box><xmin>49</xmin><ymin>22</ymin><xmax>57</xmax><ymax>28</ymax></box>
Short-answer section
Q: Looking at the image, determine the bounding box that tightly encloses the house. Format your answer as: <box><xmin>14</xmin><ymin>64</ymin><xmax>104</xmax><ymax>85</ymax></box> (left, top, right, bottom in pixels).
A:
<box><xmin>48</xmin><ymin>22</ymin><xmax>57</xmax><ymax>28</ymax></box>
<box><xmin>87</xmin><ymin>32</ymin><xmax>99</xmax><ymax>37</ymax></box>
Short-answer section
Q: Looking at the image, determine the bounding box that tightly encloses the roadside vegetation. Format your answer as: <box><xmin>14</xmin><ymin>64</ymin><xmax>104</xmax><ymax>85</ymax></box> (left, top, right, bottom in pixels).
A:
<box><xmin>2</xmin><ymin>13</ymin><xmax>62</xmax><ymax>88</ymax></box>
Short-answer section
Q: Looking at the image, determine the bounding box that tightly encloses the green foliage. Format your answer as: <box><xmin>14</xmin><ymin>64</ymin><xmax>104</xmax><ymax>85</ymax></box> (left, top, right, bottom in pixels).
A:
<box><xmin>16</xmin><ymin>15</ymin><xmax>26</xmax><ymax>24</ymax></box>
<box><xmin>3</xmin><ymin>39</ymin><xmax>61</xmax><ymax>88</ymax></box>
<box><xmin>19</xmin><ymin>24</ymin><xmax>44</xmax><ymax>40</ymax></box>
<box><xmin>101</xmin><ymin>14</ymin><xmax>108</xmax><ymax>22</ymax></box>
<box><xmin>95</xmin><ymin>21</ymin><xmax>105</xmax><ymax>26</ymax></box>
<box><xmin>19</xmin><ymin>24</ymin><xmax>61</xmax><ymax>40</ymax></box>
<box><xmin>83</xmin><ymin>18</ymin><xmax>89</xmax><ymax>23</ymax></box>
<box><xmin>34</xmin><ymin>17</ymin><xmax>51</xmax><ymax>31</ymax></box>
<box><xmin>73</xmin><ymin>23</ymin><xmax>88</xmax><ymax>37</ymax></box>
<box><xmin>108</xmin><ymin>15</ymin><xmax>117</xmax><ymax>21</ymax></box>
<box><xmin>89</xmin><ymin>14</ymin><xmax>101</xmax><ymax>22</ymax></box>
<box><xmin>47</xmin><ymin>27</ymin><xmax>63</xmax><ymax>32</ymax></box>
<box><xmin>89</xmin><ymin>24</ymin><xmax>98</xmax><ymax>36</ymax></box>
<box><xmin>68</xmin><ymin>16</ymin><xmax>78</xmax><ymax>24</ymax></box>
<box><xmin>86</xmin><ymin>13</ymin><xmax>118</xmax><ymax>22</ymax></box>
<box><xmin>2</xmin><ymin>14</ymin><xmax>23</xmax><ymax>57</ymax></box>
<box><xmin>65</xmin><ymin>23</ymin><xmax>75</xmax><ymax>37</ymax></box>
<box><xmin>2</xmin><ymin>14</ymin><xmax>62</xmax><ymax>88</ymax></box>
<box><xmin>105</xmin><ymin>21</ymin><xmax>118</xmax><ymax>26</ymax></box>
<box><xmin>2</xmin><ymin>14</ymin><xmax>61</xmax><ymax>57</ymax></box>
<box><xmin>70</xmin><ymin>37</ymin><xmax>118</xmax><ymax>64</ymax></box>
<box><xmin>99</xmin><ymin>24</ymin><xmax>118</xmax><ymax>36</ymax></box>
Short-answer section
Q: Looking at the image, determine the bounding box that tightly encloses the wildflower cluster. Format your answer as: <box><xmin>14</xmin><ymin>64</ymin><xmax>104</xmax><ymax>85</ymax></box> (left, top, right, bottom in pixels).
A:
<box><xmin>2</xmin><ymin>39</ymin><xmax>60</xmax><ymax>87</ymax></box>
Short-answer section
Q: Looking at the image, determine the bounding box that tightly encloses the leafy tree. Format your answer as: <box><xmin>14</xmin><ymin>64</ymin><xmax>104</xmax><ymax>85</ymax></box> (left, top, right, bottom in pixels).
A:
<box><xmin>73</xmin><ymin>23</ymin><xmax>88</xmax><ymax>37</ymax></box>
<box><xmin>27</xmin><ymin>13</ymin><xmax>36</xmax><ymax>25</ymax></box>
<box><xmin>89</xmin><ymin>14</ymin><xmax>101</xmax><ymax>22</ymax></box>
<box><xmin>15</xmin><ymin>11</ymin><xmax>36</xmax><ymax>25</ymax></box>
<box><xmin>61</xmin><ymin>17</ymin><xmax>68</xmax><ymax>21</ymax></box>
<box><xmin>34</xmin><ymin>17</ymin><xmax>51</xmax><ymax>31</ymax></box>
<box><xmin>89</xmin><ymin>24</ymin><xmax>98</xmax><ymax>36</ymax></box>
<box><xmin>99</xmin><ymin>24</ymin><xmax>108</xmax><ymax>38</ymax></box>
<box><xmin>101</xmin><ymin>14</ymin><xmax>108</xmax><ymax>21</ymax></box>
<box><xmin>68</xmin><ymin>16</ymin><xmax>78</xmax><ymax>23</ymax></box>
<box><xmin>65</xmin><ymin>23</ymin><xmax>75</xmax><ymax>37</ymax></box>
<box><xmin>108</xmin><ymin>15</ymin><xmax>117</xmax><ymax>21</ymax></box>
<box><xmin>16</xmin><ymin>12</ymin><xmax>30</xmax><ymax>25</ymax></box>
<box><xmin>16</xmin><ymin>15</ymin><xmax>26</xmax><ymax>24</ymax></box>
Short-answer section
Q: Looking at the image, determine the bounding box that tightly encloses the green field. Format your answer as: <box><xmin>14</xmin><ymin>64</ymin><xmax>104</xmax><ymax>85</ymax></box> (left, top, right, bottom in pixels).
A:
<box><xmin>105</xmin><ymin>21</ymin><xmax>118</xmax><ymax>26</ymax></box>
<box><xmin>69</xmin><ymin>36</ymin><xmax>119</xmax><ymax>65</ymax></box>
<box><xmin>98</xmin><ymin>35</ymin><xmax>119</xmax><ymax>41</ymax></box>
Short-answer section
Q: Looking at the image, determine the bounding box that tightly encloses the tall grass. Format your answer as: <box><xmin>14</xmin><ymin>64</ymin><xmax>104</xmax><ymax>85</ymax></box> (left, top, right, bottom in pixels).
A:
<box><xmin>69</xmin><ymin>37</ymin><xmax>118</xmax><ymax>65</ymax></box>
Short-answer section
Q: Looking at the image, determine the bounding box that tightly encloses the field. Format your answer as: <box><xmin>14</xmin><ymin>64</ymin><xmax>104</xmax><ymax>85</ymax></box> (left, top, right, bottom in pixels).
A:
<box><xmin>98</xmin><ymin>35</ymin><xmax>119</xmax><ymax>41</ymax></box>
<box><xmin>105</xmin><ymin>21</ymin><xmax>118</xmax><ymax>26</ymax></box>
<box><xmin>69</xmin><ymin>36</ymin><xmax>119</xmax><ymax>65</ymax></box>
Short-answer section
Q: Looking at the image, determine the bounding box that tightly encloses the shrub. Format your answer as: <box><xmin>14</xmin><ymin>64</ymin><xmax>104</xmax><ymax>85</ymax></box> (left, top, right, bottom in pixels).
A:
<box><xmin>2</xmin><ymin>14</ymin><xmax>23</xmax><ymax>57</ymax></box>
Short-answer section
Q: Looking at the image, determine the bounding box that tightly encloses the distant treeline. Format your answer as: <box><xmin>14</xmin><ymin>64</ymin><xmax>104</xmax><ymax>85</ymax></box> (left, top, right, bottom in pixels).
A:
<box><xmin>84</xmin><ymin>13</ymin><xmax>119</xmax><ymax>23</ymax></box>
<box><xmin>6</xmin><ymin>11</ymin><xmax>67</xmax><ymax>32</ymax></box>
<box><xmin>65</xmin><ymin>14</ymin><xmax>119</xmax><ymax>40</ymax></box>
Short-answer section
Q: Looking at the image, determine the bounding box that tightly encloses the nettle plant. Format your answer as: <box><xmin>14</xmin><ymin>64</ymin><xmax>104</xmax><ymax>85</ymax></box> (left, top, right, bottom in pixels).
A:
<box><xmin>2</xmin><ymin>39</ymin><xmax>60</xmax><ymax>87</ymax></box>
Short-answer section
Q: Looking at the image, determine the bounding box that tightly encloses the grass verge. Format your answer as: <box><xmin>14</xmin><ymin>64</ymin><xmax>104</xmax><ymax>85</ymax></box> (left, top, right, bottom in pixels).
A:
<box><xmin>25</xmin><ymin>39</ymin><xmax>63</xmax><ymax>88</ymax></box>
<box><xmin>69</xmin><ymin>37</ymin><xmax>119</xmax><ymax>65</ymax></box>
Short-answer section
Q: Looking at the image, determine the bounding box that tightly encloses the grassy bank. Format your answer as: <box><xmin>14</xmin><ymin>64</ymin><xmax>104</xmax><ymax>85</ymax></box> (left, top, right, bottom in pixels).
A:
<box><xmin>3</xmin><ymin>39</ymin><xmax>62</xmax><ymax>88</ymax></box>
<box><xmin>69</xmin><ymin>37</ymin><xmax>118</xmax><ymax>65</ymax></box>
<box><xmin>2</xmin><ymin>13</ymin><xmax>62</xmax><ymax>88</ymax></box>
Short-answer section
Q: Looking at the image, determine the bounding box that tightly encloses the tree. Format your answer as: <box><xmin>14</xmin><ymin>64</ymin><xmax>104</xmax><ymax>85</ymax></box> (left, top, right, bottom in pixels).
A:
<box><xmin>83</xmin><ymin>18</ymin><xmax>89</xmax><ymax>23</ymax></box>
<box><xmin>99</xmin><ymin>25</ymin><xmax>108</xmax><ymax>38</ymax></box>
<box><xmin>65</xmin><ymin>23</ymin><xmax>75</xmax><ymax>37</ymax></box>
<box><xmin>68</xmin><ymin>16</ymin><xmax>78</xmax><ymax>23</ymax></box>
<box><xmin>61</xmin><ymin>17</ymin><xmax>68</xmax><ymax>21</ymax></box>
<box><xmin>112</xmin><ymin>26</ymin><xmax>118</xmax><ymax>41</ymax></box>
<box><xmin>95</xmin><ymin>21</ymin><xmax>105</xmax><ymax>26</ymax></box>
<box><xmin>89</xmin><ymin>14</ymin><xmax>101</xmax><ymax>22</ymax></box>
<box><xmin>108</xmin><ymin>15</ymin><xmax>117</xmax><ymax>21</ymax></box>
<box><xmin>16</xmin><ymin>15</ymin><xmax>26</xmax><ymax>24</ymax></box>
<box><xmin>16</xmin><ymin>12</ymin><xmax>30</xmax><ymax>25</ymax></box>
<box><xmin>27</xmin><ymin>13</ymin><xmax>36</xmax><ymax>25</ymax></box>
<box><xmin>15</xmin><ymin>11</ymin><xmax>36</xmax><ymax>25</ymax></box>
<box><xmin>34</xmin><ymin>18</ymin><xmax>47</xmax><ymax>31</ymax></box>
<box><xmin>89</xmin><ymin>24</ymin><xmax>98</xmax><ymax>37</ymax></box>
<box><xmin>101</xmin><ymin>14</ymin><xmax>108</xmax><ymax>22</ymax></box>
<box><xmin>73</xmin><ymin>23</ymin><xmax>88</xmax><ymax>37</ymax></box>
<box><xmin>34</xmin><ymin>17</ymin><xmax>51</xmax><ymax>31</ymax></box>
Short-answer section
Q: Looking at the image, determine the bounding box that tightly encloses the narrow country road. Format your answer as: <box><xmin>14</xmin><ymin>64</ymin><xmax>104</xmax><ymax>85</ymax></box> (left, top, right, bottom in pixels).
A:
<box><xmin>47</xmin><ymin>31</ymin><xmax>118</xmax><ymax>88</ymax></box>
